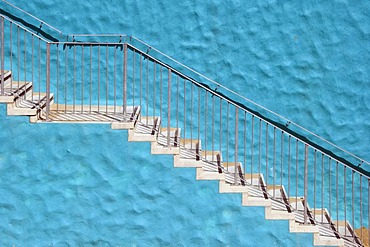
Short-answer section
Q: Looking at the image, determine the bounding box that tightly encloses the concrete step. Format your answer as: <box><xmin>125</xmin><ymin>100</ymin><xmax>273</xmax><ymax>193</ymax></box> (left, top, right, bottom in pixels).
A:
<box><xmin>288</xmin><ymin>198</ymin><xmax>319</xmax><ymax>233</ymax></box>
<box><xmin>128</xmin><ymin>116</ymin><xmax>161</xmax><ymax>142</ymax></box>
<box><xmin>196</xmin><ymin>166</ymin><xmax>223</xmax><ymax>181</ymax></box>
<box><xmin>44</xmin><ymin>105</ymin><xmax>140</xmax><ymax>124</ymax></box>
<box><xmin>0</xmin><ymin>81</ymin><xmax>33</xmax><ymax>103</ymax></box>
<box><xmin>265</xmin><ymin>185</ymin><xmax>295</xmax><ymax>220</ymax></box>
<box><xmin>110</xmin><ymin>106</ymin><xmax>141</xmax><ymax>128</ymax></box>
<box><xmin>194</xmin><ymin>150</ymin><xmax>223</xmax><ymax>180</ymax></box>
<box><xmin>242</xmin><ymin>174</ymin><xmax>271</xmax><ymax>207</ymax></box>
<box><xmin>173</xmin><ymin>139</ymin><xmax>202</xmax><ymax>167</ymax></box>
<box><xmin>7</xmin><ymin>92</ymin><xmax>54</xmax><ymax>117</ymax></box>
<box><xmin>151</xmin><ymin>127</ymin><xmax>181</xmax><ymax>154</ymax></box>
<box><xmin>311</xmin><ymin>208</ymin><xmax>344</xmax><ymax>246</ymax></box>
<box><xmin>222</xmin><ymin>162</ymin><xmax>244</xmax><ymax>184</ymax></box>
<box><xmin>333</xmin><ymin>220</ymin><xmax>361</xmax><ymax>246</ymax></box>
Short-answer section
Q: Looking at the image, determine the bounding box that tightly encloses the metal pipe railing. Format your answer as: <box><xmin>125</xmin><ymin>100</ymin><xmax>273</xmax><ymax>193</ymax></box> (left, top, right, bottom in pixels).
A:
<box><xmin>0</xmin><ymin>6</ymin><xmax>369</xmax><ymax>246</ymax></box>
<box><xmin>1</xmin><ymin>0</ymin><xmax>63</xmax><ymax>36</ymax></box>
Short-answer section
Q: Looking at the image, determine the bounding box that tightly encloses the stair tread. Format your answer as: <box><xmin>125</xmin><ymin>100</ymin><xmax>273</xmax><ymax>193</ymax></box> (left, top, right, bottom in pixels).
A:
<box><xmin>134</xmin><ymin>116</ymin><xmax>161</xmax><ymax>135</ymax></box>
<box><xmin>14</xmin><ymin>92</ymin><xmax>54</xmax><ymax>109</ymax></box>
<box><xmin>0</xmin><ymin>81</ymin><xmax>32</xmax><ymax>100</ymax></box>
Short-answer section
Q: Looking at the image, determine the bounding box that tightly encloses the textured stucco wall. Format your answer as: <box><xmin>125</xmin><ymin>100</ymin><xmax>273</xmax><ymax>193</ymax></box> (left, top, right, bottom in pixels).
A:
<box><xmin>0</xmin><ymin>0</ymin><xmax>369</xmax><ymax>246</ymax></box>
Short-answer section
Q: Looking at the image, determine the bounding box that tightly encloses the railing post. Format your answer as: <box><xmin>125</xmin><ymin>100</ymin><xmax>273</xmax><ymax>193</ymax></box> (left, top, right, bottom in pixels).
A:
<box><xmin>304</xmin><ymin>144</ymin><xmax>309</xmax><ymax>224</ymax></box>
<box><xmin>167</xmin><ymin>69</ymin><xmax>171</xmax><ymax>147</ymax></box>
<box><xmin>234</xmin><ymin>107</ymin><xmax>239</xmax><ymax>185</ymax></box>
<box><xmin>123</xmin><ymin>43</ymin><xmax>127</xmax><ymax>120</ymax></box>
<box><xmin>1</xmin><ymin>17</ymin><xmax>4</xmax><ymax>95</ymax></box>
<box><xmin>45</xmin><ymin>42</ymin><xmax>51</xmax><ymax>121</ymax></box>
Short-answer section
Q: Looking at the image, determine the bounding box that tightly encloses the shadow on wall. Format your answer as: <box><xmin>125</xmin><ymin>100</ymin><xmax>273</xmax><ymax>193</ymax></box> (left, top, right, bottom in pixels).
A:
<box><xmin>0</xmin><ymin>9</ymin><xmax>59</xmax><ymax>42</ymax></box>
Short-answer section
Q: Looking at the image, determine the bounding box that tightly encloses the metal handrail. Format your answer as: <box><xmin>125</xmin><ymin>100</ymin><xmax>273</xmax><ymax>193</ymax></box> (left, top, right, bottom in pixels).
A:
<box><xmin>1</xmin><ymin>9</ymin><xmax>369</xmax><ymax>169</ymax></box>
<box><xmin>67</xmin><ymin>33</ymin><xmax>370</xmax><ymax>167</ymax></box>
<box><xmin>3</xmin><ymin>1</ymin><xmax>367</xmax><ymax>166</ymax></box>
<box><xmin>1</xmin><ymin>0</ymin><xmax>63</xmax><ymax>36</ymax></box>
<box><xmin>125</xmin><ymin>43</ymin><xmax>370</xmax><ymax>173</ymax></box>
<box><xmin>0</xmin><ymin>14</ymin><xmax>50</xmax><ymax>42</ymax></box>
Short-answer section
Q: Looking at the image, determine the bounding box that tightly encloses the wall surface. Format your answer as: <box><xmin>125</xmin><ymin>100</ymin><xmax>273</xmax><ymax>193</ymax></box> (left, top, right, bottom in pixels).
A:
<box><xmin>0</xmin><ymin>0</ymin><xmax>369</xmax><ymax>246</ymax></box>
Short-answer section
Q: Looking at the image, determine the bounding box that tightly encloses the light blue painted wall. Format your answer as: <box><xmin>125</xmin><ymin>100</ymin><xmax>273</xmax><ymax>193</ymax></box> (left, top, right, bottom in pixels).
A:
<box><xmin>0</xmin><ymin>0</ymin><xmax>369</xmax><ymax>246</ymax></box>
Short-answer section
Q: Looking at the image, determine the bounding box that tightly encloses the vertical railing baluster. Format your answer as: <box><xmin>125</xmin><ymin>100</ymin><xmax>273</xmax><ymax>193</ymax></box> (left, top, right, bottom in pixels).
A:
<box><xmin>45</xmin><ymin>43</ymin><xmax>50</xmax><ymax>121</ymax></box>
<box><xmin>73</xmin><ymin>44</ymin><xmax>76</xmax><ymax>113</ymax></box>
<box><xmin>89</xmin><ymin>45</ymin><xmax>92</xmax><ymax>113</ymax></box>
<box><xmin>258</xmin><ymin>119</ymin><xmax>262</xmax><ymax>189</ymax></box>
<box><xmin>344</xmin><ymin>167</ymin><xmax>347</xmax><ymax>237</ymax></box>
<box><xmin>113</xmin><ymin>45</ymin><xmax>117</xmax><ymax>114</ymax></box>
<box><xmin>17</xmin><ymin>25</ymin><xmax>19</xmax><ymax>89</ymax></box>
<box><xmin>251</xmin><ymin>115</ymin><xmax>254</xmax><ymax>185</ymax></box>
<box><xmin>313</xmin><ymin>150</ymin><xmax>317</xmax><ymax>221</ymax></box>
<box><xmin>280</xmin><ymin>131</ymin><xmax>284</xmax><ymax>189</ymax></box>
<box><xmin>146</xmin><ymin>57</ymin><xmax>149</xmax><ymax>124</ymax></box>
<box><xmin>24</xmin><ymin>30</ymin><xmax>26</xmax><ymax>83</ymax></box>
<box><xmin>0</xmin><ymin>17</ymin><xmax>4</xmax><ymax>95</ymax></box>
<box><xmin>336</xmin><ymin>161</ymin><xmax>339</xmax><ymax>231</ymax></box>
<box><xmin>321</xmin><ymin>154</ymin><xmax>324</xmax><ymax>223</ymax></box>
<box><xmin>132</xmin><ymin>49</ymin><xmax>136</xmax><ymax>111</ymax></box>
<box><xmin>244</xmin><ymin>111</ymin><xmax>246</xmax><ymax>176</ymax></box>
<box><xmin>123</xmin><ymin>43</ymin><xmax>127</xmax><ymax>119</ymax></box>
<box><xmin>190</xmin><ymin>82</ymin><xmax>193</xmax><ymax>148</ymax></box>
<box><xmin>351</xmin><ymin>171</ymin><xmax>355</xmax><ymax>243</ymax></box>
<box><xmin>38</xmin><ymin>38</ymin><xmax>40</xmax><ymax>103</ymax></box>
<box><xmin>204</xmin><ymin>91</ymin><xmax>208</xmax><ymax>157</ymax></box>
<box><xmin>176</xmin><ymin>75</ymin><xmax>179</xmax><ymax>130</ymax></box>
<box><xmin>226</xmin><ymin>103</ymin><xmax>229</xmax><ymax>170</ymax></box>
<box><xmin>160</xmin><ymin>66</ymin><xmax>162</xmax><ymax>130</ymax></box>
<box><xmin>368</xmin><ymin>179</ymin><xmax>370</xmax><ymax>247</ymax></box>
<box><xmin>81</xmin><ymin>45</ymin><xmax>84</xmax><ymax>113</ymax></box>
<box><xmin>139</xmin><ymin>53</ymin><xmax>142</xmax><ymax>121</ymax></box>
<box><xmin>153</xmin><ymin>61</ymin><xmax>156</xmax><ymax>119</ymax></box>
<box><xmin>219</xmin><ymin>98</ymin><xmax>222</xmax><ymax>162</ymax></box>
<box><xmin>288</xmin><ymin>135</ymin><xmax>291</xmax><ymax>199</ymax></box>
<box><xmin>31</xmin><ymin>34</ymin><xmax>34</xmax><ymax>101</ymax></box>
<box><xmin>212</xmin><ymin>94</ymin><xmax>214</xmax><ymax>165</ymax></box>
<box><xmin>105</xmin><ymin>45</ymin><xmax>109</xmax><ymax>115</ymax></box>
<box><xmin>197</xmin><ymin>87</ymin><xmax>200</xmax><ymax>160</ymax></box>
<box><xmin>167</xmin><ymin>68</ymin><xmax>171</xmax><ymax>147</ymax></box>
<box><xmin>266</xmin><ymin>123</ymin><xmax>269</xmax><ymax>187</ymax></box>
<box><xmin>56</xmin><ymin>44</ymin><xmax>59</xmax><ymax>112</ymax></box>
<box><xmin>64</xmin><ymin>42</ymin><xmax>68</xmax><ymax>112</ymax></box>
<box><xmin>97</xmin><ymin>45</ymin><xmax>100</xmax><ymax>113</ymax></box>
<box><xmin>329</xmin><ymin>158</ymin><xmax>332</xmax><ymax>218</ymax></box>
<box><xmin>304</xmin><ymin>144</ymin><xmax>308</xmax><ymax>225</ymax></box>
<box><xmin>234</xmin><ymin>107</ymin><xmax>239</xmax><ymax>185</ymax></box>
<box><xmin>273</xmin><ymin>127</ymin><xmax>276</xmax><ymax>198</ymax></box>
<box><xmin>9</xmin><ymin>22</ymin><xmax>12</xmax><ymax>80</ymax></box>
<box><xmin>295</xmin><ymin>139</ymin><xmax>298</xmax><ymax>209</ymax></box>
<box><xmin>360</xmin><ymin>175</ymin><xmax>363</xmax><ymax>242</ymax></box>
<box><xmin>183</xmin><ymin>78</ymin><xmax>186</xmax><ymax>145</ymax></box>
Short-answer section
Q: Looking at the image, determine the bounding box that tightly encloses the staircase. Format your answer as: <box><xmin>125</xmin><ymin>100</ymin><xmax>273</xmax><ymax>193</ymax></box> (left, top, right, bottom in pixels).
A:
<box><xmin>1</xmin><ymin>3</ymin><xmax>370</xmax><ymax>246</ymax></box>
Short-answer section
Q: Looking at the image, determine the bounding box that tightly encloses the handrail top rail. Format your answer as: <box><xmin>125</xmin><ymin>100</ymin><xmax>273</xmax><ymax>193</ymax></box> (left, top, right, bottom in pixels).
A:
<box><xmin>1</xmin><ymin>0</ymin><xmax>63</xmax><ymax>36</ymax></box>
<box><xmin>0</xmin><ymin>14</ymin><xmax>50</xmax><ymax>42</ymax></box>
<box><xmin>68</xmin><ymin>34</ymin><xmax>129</xmax><ymax>38</ymax></box>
